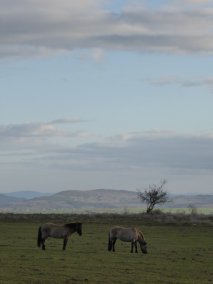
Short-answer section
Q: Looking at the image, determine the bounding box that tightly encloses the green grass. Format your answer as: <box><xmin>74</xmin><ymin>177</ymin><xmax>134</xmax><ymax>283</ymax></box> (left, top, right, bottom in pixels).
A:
<box><xmin>0</xmin><ymin>217</ymin><xmax>213</xmax><ymax>283</ymax></box>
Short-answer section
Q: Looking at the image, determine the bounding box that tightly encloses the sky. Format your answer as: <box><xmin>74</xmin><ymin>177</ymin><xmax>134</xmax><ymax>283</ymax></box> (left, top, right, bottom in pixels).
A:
<box><xmin>0</xmin><ymin>0</ymin><xmax>213</xmax><ymax>194</ymax></box>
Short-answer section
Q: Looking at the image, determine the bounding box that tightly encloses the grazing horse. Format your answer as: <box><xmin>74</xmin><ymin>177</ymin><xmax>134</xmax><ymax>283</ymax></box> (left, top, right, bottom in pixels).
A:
<box><xmin>37</xmin><ymin>222</ymin><xmax>82</xmax><ymax>250</ymax></box>
<box><xmin>108</xmin><ymin>226</ymin><xmax>147</xmax><ymax>254</ymax></box>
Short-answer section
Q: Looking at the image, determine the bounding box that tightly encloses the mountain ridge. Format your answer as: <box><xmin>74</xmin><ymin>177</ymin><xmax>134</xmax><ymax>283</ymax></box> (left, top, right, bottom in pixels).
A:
<box><xmin>0</xmin><ymin>189</ymin><xmax>212</xmax><ymax>213</ymax></box>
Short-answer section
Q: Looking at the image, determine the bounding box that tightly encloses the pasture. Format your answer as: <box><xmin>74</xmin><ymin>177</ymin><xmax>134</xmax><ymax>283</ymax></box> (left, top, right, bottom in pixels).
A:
<box><xmin>0</xmin><ymin>214</ymin><xmax>212</xmax><ymax>284</ymax></box>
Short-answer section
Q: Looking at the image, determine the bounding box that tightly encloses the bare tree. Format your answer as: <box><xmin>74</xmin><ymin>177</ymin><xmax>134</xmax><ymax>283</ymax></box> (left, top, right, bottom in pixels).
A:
<box><xmin>138</xmin><ymin>179</ymin><xmax>168</xmax><ymax>213</ymax></box>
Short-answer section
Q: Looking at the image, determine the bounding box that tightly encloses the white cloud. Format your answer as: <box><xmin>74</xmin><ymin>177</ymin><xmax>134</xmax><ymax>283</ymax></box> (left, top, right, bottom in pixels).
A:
<box><xmin>91</xmin><ymin>48</ymin><xmax>105</xmax><ymax>62</ymax></box>
<box><xmin>0</xmin><ymin>122</ymin><xmax>61</xmax><ymax>138</ymax></box>
<box><xmin>0</xmin><ymin>118</ymin><xmax>84</xmax><ymax>138</ymax></box>
<box><xmin>0</xmin><ymin>0</ymin><xmax>213</xmax><ymax>58</ymax></box>
<box><xmin>0</xmin><ymin>119</ymin><xmax>89</xmax><ymax>153</ymax></box>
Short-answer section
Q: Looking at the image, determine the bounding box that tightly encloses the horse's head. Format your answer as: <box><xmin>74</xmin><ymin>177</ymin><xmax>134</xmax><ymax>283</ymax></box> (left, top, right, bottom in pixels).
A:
<box><xmin>140</xmin><ymin>240</ymin><xmax>148</xmax><ymax>254</ymax></box>
<box><xmin>76</xmin><ymin>223</ymin><xmax>82</xmax><ymax>236</ymax></box>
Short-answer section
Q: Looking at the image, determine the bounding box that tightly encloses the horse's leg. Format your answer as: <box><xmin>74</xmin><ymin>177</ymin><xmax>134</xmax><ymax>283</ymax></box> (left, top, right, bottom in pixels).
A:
<box><xmin>108</xmin><ymin>233</ymin><xmax>112</xmax><ymax>251</ymax></box>
<box><xmin>41</xmin><ymin>238</ymin><xmax>46</xmax><ymax>250</ymax></box>
<box><xmin>108</xmin><ymin>240</ymin><xmax>112</xmax><ymax>251</ymax></box>
<box><xmin>131</xmin><ymin>241</ymin><xmax>134</xmax><ymax>253</ymax></box>
<box><xmin>135</xmin><ymin>241</ymin><xmax>138</xmax><ymax>253</ymax></box>
<box><xmin>130</xmin><ymin>240</ymin><xmax>138</xmax><ymax>253</ymax></box>
<box><xmin>112</xmin><ymin>238</ymin><xmax>116</xmax><ymax>252</ymax></box>
<box><xmin>63</xmin><ymin>236</ymin><xmax>68</xmax><ymax>250</ymax></box>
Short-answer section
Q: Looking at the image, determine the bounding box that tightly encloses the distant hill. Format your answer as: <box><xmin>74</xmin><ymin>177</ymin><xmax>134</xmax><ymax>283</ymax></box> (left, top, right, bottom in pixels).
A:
<box><xmin>0</xmin><ymin>189</ymin><xmax>141</xmax><ymax>212</ymax></box>
<box><xmin>0</xmin><ymin>194</ymin><xmax>24</xmax><ymax>206</ymax></box>
<box><xmin>168</xmin><ymin>194</ymin><xmax>213</xmax><ymax>208</ymax></box>
<box><xmin>0</xmin><ymin>189</ymin><xmax>212</xmax><ymax>213</ymax></box>
<box><xmin>4</xmin><ymin>191</ymin><xmax>52</xmax><ymax>200</ymax></box>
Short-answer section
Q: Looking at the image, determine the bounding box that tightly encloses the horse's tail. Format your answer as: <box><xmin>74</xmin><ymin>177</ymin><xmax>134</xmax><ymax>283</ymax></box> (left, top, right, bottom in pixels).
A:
<box><xmin>37</xmin><ymin>226</ymin><xmax>42</xmax><ymax>247</ymax></box>
<box><xmin>108</xmin><ymin>232</ymin><xmax>112</xmax><ymax>251</ymax></box>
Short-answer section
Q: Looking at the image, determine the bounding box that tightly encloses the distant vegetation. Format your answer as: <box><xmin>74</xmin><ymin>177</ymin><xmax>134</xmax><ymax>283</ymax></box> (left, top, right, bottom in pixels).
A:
<box><xmin>0</xmin><ymin>210</ymin><xmax>212</xmax><ymax>226</ymax></box>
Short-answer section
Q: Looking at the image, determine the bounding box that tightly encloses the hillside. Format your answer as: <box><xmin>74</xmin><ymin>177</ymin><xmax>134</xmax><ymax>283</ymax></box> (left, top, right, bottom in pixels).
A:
<box><xmin>168</xmin><ymin>194</ymin><xmax>213</xmax><ymax>208</ymax></box>
<box><xmin>0</xmin><ymin>189</ymin><xmax>141</xmax><ymax>212</ymax></box>
<box><xmin>0</xmin><ymin>189</ymin><xmax>212</xmax><ymax>213</ymax></box>
<box><xmin>4</xmin><ymin>191</ymin><xmax>51</xmax><ymax>199</ymax></box>
<box><xmin>0</xmin><ymin>194</ymin><xmax>24</xmax><ymax>206</ymax></box>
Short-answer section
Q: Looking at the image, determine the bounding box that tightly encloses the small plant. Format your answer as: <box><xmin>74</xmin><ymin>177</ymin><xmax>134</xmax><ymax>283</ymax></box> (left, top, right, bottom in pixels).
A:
<box><xmin>188</xmin><ymin>204</ymin><xmax>198</xmax><ymax>215</ymax></box>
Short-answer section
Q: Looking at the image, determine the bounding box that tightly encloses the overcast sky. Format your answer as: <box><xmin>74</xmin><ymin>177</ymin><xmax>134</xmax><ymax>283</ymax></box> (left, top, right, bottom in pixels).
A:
<box><xmin>0</xmin><ymin>0</ymin><xmax>213</xmax><ymax>194</ymax></box>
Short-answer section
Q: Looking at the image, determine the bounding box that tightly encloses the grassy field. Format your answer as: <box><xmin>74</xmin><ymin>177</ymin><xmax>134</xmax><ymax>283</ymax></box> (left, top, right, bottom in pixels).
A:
<box><xmin>0</xmin><ymin>215</ymin><xmax>212</xmax><ymax>284</ymax></box>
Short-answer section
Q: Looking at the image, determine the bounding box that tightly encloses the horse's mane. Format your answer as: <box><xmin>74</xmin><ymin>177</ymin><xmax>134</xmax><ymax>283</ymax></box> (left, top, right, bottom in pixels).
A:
<box><xmin>138</xmin><ymin>230</ymin><xmax>146</xmax><ymax>244</ymax></box>
<box><xmin>65</xmin><ymin>223</ymin><xmax>75</xmax><ymax>228</ymax></box>
<box><xmin>64</xmin><ymin>222</ymin><xmax>81</xmax><ymax>228</ymax></box>
<box><xmin>138</xmin><ymin>230</ymin><xmax>144</xmax><ymax>238</ymax></box>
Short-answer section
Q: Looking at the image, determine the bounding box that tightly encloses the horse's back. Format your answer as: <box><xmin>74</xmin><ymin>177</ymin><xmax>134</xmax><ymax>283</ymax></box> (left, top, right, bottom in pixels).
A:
<box><xmin>41</xmin><ymin>223</ymin><xmax>66</xmax><ymax>238</ymax></box>
<box><xmin>110</xmin><ymin>226</ymin><xmax>138</xmax><ymax>242</ymax></box>
<box><xmin>41</xmin><ymin>222</ymin><xmax>56</xmax><ymax>232</ymax></box>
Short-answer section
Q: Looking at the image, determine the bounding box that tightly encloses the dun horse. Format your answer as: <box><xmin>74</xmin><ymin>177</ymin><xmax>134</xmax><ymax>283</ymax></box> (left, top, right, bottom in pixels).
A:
<box><xmin>37</xmin><ymin>222</ymin><xmax>82</xmax><ymax>250</ymax></box>
<box><xmin>108</xmin><ymin>226</ymin><xmax>147</xmax><ymax>254</ymax></box>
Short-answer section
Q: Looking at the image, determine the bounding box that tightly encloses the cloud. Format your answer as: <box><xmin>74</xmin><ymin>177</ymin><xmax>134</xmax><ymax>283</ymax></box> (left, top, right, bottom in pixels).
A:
<box><xmin>0</xmin><ymin>123</ymin><xmax>63</xmax><ymax>138</ymax></box>
<box><xmin>0</xmin><ymin>0</ymin><xmax>213</xmax><ymax>58</ymax></box>
<box><xmin>0</xmin><ymin>118</ymin><xmax>88</xmax><ymax>152</ymax></box>
<box><xmin>0</xmin><ymin>119</ymin><xmax>83</xmax><ymax>138</ymax></box>
<box><xmin>3</xmin><ymin>128</ymin><xmax>212</xmax><ymax>173</ymax></box>
<box><xmin>146</xmin><ymin>77</ymin><xmax>213</xmax><ymax>89</ymax></box>
<box><xmin>1</xmin><ymin>128</ymin><xmax>213</xmax><ymax>193</ymax></box>
<box><xmin>175</xmin><ymin>0</ymin><xmax>212</xmax><ymax>4</ymax></box>
<box><xmin>72</xmin><ymin>131</ymin><xmax>213</xmax><ymax>172</ymax></box>
<box><xmin>1</xmin><ymin>116</ymin><xmax>213</xmax><ymax>175</ymax></box>
<box><xmin>50</xmin><ymin>118</ymin><xmax>86</xmax><ymax>125</ymax></box>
